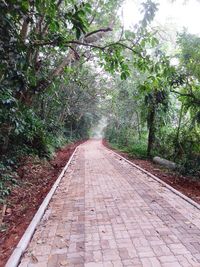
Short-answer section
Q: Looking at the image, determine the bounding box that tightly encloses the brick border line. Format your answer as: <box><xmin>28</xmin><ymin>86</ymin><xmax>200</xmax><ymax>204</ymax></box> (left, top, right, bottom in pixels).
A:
<box><xmin>5</xmin><ymin>145</ymin><xmax>80</xmax><ymax>267</ymax></box>
<box><xmin>104</xmin><ymin>145</ymin><xmax>200</xmax><ymax>211</ymax></box>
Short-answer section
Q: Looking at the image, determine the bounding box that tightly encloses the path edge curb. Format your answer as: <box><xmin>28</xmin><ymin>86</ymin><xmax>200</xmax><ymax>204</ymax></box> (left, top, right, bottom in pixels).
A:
<box><xmin>5</xmin><ymin>145</ymin><xmax>80</xmax><ymax>267</ymax></box>
<box><xmin>104</xmin><ymin>144</ymin><xmax>200</xmax><ymax>211</ymax></box>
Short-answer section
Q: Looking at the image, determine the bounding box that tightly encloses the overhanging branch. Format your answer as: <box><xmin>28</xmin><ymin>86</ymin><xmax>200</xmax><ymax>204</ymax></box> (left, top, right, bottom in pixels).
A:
<box><xmin>171</xmin><ymin>90</ymin><xmax>200</xmax><ymax>105</ymax></box>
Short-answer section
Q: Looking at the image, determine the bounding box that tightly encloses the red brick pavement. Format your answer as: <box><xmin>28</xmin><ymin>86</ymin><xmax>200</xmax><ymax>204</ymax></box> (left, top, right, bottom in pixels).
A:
<box><xmin>19</xmin><ymin>140</ymin><xmax>200</xmax><ymax>267</ymax></box>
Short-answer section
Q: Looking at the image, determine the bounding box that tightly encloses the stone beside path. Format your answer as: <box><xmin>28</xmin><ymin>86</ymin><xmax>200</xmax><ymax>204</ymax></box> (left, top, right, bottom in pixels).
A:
<box><xmin>19</xmin><ymin>140</ymin><xmax>200</xmax><ymax>267</ymax></box>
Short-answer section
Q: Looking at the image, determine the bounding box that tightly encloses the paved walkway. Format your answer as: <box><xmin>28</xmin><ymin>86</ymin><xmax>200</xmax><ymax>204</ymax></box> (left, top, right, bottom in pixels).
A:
<box><xmin>19</xmin><ymin>140</ymin><xmax>200</xmax><ymax>267</ymax></box>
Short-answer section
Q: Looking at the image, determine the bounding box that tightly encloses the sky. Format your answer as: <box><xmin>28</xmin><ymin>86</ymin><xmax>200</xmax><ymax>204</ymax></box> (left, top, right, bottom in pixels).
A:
<box><xmin>122</xmin><ymin>0</ymin><xmax>200</xmax><ymax>35</ymax></box>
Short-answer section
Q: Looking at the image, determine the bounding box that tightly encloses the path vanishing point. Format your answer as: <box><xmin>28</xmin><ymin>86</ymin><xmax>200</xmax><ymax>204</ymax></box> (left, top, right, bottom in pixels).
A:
<box><xmin>17</xmin><ymin>140</ymin><xmax>200</xmax><ymax>267</ymax></box>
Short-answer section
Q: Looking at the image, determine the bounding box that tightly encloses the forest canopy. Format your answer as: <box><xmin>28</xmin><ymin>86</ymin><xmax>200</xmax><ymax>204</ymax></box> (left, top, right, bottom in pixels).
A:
<box><xmin>0</xmin><ymin>0</ymin><xmax>200</xmax><ymax>199</ymax></box>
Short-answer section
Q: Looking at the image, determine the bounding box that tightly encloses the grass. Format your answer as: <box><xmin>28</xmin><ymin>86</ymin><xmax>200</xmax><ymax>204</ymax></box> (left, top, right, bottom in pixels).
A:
<box><xmin>109</xmin><ymin>141</ymin><xmax>147</xmax><ymax>159</ymax></box>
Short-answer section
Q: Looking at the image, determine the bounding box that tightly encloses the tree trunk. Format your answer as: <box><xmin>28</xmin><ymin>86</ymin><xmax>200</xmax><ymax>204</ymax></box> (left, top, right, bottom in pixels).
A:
<box><xmin>173</xmin><ymin>103</ymin><xmax>184</xmax><ymax>160</ymax></box>
<box><xmin>147</xmin><ymin>105</ymin><xmax>156</xmax><ymax>158</ymax></box>
<box><xmin>0</xmin><ymin>124</ymin><xmax>13</xmax><ymax>156</ymax></box>
<box><xmin>136</xmin><ymin>111</ymin><xmax>141</xmax><ymax>140</ymax></box>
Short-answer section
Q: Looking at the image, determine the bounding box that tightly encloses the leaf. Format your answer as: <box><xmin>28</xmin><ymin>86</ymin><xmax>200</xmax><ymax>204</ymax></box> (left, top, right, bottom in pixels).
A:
<box><xmin>150</xmin><ymin>37</ymin><xmax>159</xmax><ymax>47</ymax></box>
<box><xmin>36</xmin><ymin>239</ymin><xmax>44</xmax><ymax>244</ymax></box>
<box><xmin>60</xmin><ymin>260</ymin><xmax>69</xmax><ymax>266</ymax></box>
<box><xmin>84</xmin><ymin>3</ymin><xmax>92</xmax><ymax>13</ymax></box>
<box><xmin>120</xmin><ymin>72</ymin><xmax>127</xmax><ymax>80</ymax></box>
<box><xmin>49</xmin><ymin>20</ymin><xmax>60</xmax><ymax>32</ymax></box>
<box><xmin>31</xmin><ymin>254</ymin><xmax>38</xmax><ymax>263</ymax></box>
<box><xmin>75</xmin><ymin>27</ymin><xmax>81</xmax><ymax>39</ymax></box>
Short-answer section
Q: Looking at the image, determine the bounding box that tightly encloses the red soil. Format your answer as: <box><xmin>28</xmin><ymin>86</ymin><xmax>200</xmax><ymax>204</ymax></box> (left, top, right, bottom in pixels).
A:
<box><xmin>103</xmin><ymin>139</ymin><xmax>200</xmax><ymax>205</ymax></box>
<box><xmin>0</xmin><ymin>140</ymin><xmax>84</xmax><ymax>267</ymax></box>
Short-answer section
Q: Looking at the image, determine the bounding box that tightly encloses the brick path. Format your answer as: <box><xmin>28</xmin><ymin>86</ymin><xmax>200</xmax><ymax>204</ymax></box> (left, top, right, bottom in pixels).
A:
<box><xmin>19</xmin><ymin>140</ymin><xmax>200</xmax><ymax>267</ymax></box>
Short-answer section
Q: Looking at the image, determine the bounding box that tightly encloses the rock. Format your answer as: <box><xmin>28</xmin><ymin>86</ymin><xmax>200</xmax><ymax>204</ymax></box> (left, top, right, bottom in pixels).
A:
<box><xmin>153</xmin><ymin>156</ymin><xmax>176</xmax><ymax>170</ymax></box>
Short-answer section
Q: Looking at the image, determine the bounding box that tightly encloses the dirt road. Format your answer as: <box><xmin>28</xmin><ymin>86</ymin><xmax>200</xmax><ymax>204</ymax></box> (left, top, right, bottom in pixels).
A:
<box><xmin>18</xmin><ymin>140</ymin><xmax>200</xmax><ymax>266</ymax></box>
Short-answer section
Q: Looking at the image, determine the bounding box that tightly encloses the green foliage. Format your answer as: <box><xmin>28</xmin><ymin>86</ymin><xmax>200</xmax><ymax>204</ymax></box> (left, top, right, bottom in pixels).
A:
<box><xmin>99</xmin><ymin>45</ymin><xmax>130</xmax><ymax>79</ymax></box>
<box><xmin>103</xmin><ymin>27</ymin><xmax>200</xmax><ymax>176</ymax></box>
<box><xmin>106</xmin><ymin>130</ymin><xmax>147</xmax><ymax>159</ymax></box>
<box><xmin>128</xmin><ymin>141</ymin><xmax>147</xmax><ymax>158</ymax></box>
<box><xmin>175</xmin><ymin>128</ymin><xmax>200</xmax><ymax>175</ymax></box>
<box><xmin>178</xmin><ymin>32</ymin><xmax>200</xmax><ymax>79</ymax></box>
<box><xmin>140</xmin><ymin>0</ymin><xmax>159</xmax><ymax>27</ymax></box>
<box><xmin>0</xmin><ymin>0</ymin><xmax>120</xmax><ymax>159</ymax></box>
<box><xmin>1</xmin><ymin>0</ymin><xmax>200</xmax><ymax>205</ymax></box>
<box><xmin>0</xmin><ymin>163</ymin><xmax>18</xmax><ymax>201</ymax></box>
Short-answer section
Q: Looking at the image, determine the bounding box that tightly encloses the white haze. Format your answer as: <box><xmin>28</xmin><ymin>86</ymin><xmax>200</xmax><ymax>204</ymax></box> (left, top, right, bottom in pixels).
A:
<box><xmin>122</xmin><ymin>0</ymin><xmax>200</xmax><ymax>35</ymax></box>
<box><xmin>91</xmin><ymin>117</ymin><xmax>108</xmax><ymax>139</ymax></box>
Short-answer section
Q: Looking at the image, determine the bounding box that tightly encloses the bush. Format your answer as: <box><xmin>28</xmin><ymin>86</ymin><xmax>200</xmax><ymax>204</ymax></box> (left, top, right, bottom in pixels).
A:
<box><xmin>0</xmin><ymin>162</ymin><xmax>18</xmax><ymax>201</ymax></box>
<box><xmin>105</xmin><ymin>123</ymin><xmax>148</xmax><ymax>158</ymax></box>
<box><xmin>127</xmin><ymin>141</ymin><xmax>147</xmax><ymax>158</ymax></box>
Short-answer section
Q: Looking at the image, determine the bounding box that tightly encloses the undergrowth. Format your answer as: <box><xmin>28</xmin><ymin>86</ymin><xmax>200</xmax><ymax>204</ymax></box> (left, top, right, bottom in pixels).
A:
<box><xmin>109</xmin><ymin>141</ymin><xmax>147</xmax><ymax>159</ymax></box>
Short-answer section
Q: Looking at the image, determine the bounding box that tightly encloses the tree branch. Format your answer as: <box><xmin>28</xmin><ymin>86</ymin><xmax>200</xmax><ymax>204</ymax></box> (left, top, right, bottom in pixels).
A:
<box><xmin>171</xmin><ymin>90</ymin><xmax>200</xmax><ymax>105</ymax></box>
<box><xmin>84</xmin><ymin>27</ymin><xmax>112</xmax><ymax>40</ymax></box>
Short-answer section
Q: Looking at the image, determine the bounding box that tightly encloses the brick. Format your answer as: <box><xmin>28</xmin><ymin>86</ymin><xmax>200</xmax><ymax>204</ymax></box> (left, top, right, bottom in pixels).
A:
<box><xmin>18</xmin><ymin>141</ymin><xmax>200</xmax><ymax>267</ymax></box>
